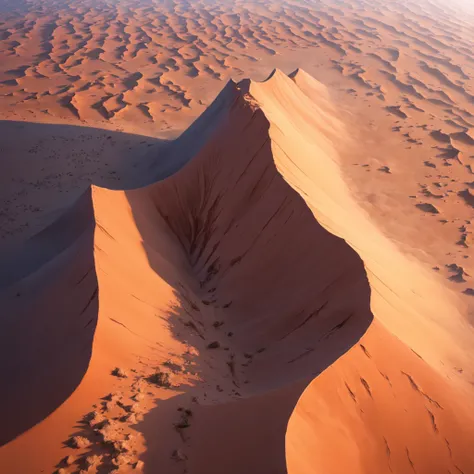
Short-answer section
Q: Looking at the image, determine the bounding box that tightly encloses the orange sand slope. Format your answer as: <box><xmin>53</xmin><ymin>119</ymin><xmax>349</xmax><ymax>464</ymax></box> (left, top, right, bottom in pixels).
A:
<box><xmin>1</xmin><ymin>69</ymin><xmax>474</xmax><ymax>474</ymax></box>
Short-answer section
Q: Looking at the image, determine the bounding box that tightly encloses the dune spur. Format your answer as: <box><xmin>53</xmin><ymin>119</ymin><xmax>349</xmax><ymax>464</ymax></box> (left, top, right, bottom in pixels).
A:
<box><xmin>1</xmin><ymin>69</ymin><xmax>474</xmax><ymax>474</ymax></box>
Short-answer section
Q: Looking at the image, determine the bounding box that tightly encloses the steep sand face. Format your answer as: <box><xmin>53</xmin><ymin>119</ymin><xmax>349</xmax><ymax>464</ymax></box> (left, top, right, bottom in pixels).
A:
<box><xmin>86</xmin><ymin>75</ymin><xmax>375</xmax><ymax>473</ymax></box>
<box><xmin>254</xmin><ymin>71</ymin><xmax>474</xmax><ymax>473</ymax></box>
<box><xmin>286</xmin><ymin>320</ymin><xmax>474</xmax><ymax>474</ymax></box>
<box><xmin>0</xmin><ymin>189</ymin><xmax>98</xmax><ymax>446</ymax></box>
<box><xmin>252</xmin><ymin>69</ymin><xmax>474</xmax><ymax>380</ymax></box>
<box><xmin>1</xmin><ymin>69</ymin><xmax>473</xmax><ymax>474</ymax></box>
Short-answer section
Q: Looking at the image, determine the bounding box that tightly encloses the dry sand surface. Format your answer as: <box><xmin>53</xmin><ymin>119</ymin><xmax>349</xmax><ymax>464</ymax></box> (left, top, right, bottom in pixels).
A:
<box><xmin>1</xmin><ymin>0</ymin><xmax>474</xmax><ymax>473</ymax></box>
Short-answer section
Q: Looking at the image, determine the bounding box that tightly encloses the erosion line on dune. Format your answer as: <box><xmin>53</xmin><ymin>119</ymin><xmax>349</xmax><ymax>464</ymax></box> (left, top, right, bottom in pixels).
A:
<box><xmin>80</xmin><ymin>285</ymin><xmax>98</xmax><ymax>315</ymax></box>
<box><xmin>233</xmin><ymin>136</ymin><xmax>270</xmax><ymax>188</ymax></box>
<box><xmin>76</xmin><ymin>266</ymin><xmax>94</xmax><ymax>285</ymax></box>
<box><xmin>288</xmin><ymin>348</ymin><xmax>315</xmax><ymax>364</ymax></box>
<box><xmin>279</xmin><ymin>301</ymin><xmax>329</xmax><ymax>340</ymax></box>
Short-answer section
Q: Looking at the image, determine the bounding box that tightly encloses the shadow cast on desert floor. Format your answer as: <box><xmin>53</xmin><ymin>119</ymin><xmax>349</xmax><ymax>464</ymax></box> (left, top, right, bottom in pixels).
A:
<box><xmin>0</xmin><ymin>120</ymin><xmax>169</xmax><ymax>248</ymax></box>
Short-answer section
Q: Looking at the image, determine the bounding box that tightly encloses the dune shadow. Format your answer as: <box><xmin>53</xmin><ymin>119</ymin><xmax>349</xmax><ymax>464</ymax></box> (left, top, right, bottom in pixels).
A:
<box><xmin>0</xmin><ymin>120</ymin><xmax>169</xmax><ymax>191</ymax></box>
<box><xmin>0</xmin><ymin>189</ymin><xmax>98</xmax><ymax>447</ymax></box>
<box><xmin>129</xmin><ymin>228</ymin><xmax>373</xmax><ymax>473</ymax></box>
<box><xmin>123</xmin><ymin>98</ymin><xmax>374</xmax><ymax>473</ymax></box>
<box><xmin>0</xmin><ymin>119</ymin><xmax>170</xmax><ymax>247</ymax></box>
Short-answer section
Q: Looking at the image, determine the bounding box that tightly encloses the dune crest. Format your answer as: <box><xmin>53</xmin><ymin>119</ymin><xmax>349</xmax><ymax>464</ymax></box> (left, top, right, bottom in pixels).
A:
<box><xmin>1</xmin><ymin>69</ymin><xmax>474</xmax><ymax>474</ymax></box>
<box><xmin>250</xmin><ymin>69</ymin><xmax>474</xmax><ymax>377</ymax></box>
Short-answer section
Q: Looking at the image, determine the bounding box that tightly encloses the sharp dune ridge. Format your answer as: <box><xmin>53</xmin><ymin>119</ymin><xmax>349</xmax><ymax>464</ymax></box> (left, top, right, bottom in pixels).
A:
<box><xmin>1</xmin><ymin>68</ymin><xmax>474</xmax><ymax>474</ymax></box>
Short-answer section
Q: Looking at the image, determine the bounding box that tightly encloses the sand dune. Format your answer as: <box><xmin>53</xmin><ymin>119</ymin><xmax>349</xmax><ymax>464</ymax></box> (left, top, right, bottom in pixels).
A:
<box><xmin>1</xmin><ymin>68</ymin><xmax>474</xmax><ymax>474</ymax></box>
<box><xmin>1</xmin><ymin>0</ymin><xmax>474</xmax><ymax>473</ymax></box>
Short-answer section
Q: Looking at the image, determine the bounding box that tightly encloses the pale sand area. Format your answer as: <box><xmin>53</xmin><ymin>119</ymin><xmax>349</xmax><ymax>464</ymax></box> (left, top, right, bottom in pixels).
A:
<box><xmin>0</xmin><ymin>0</ymin><xmax>474</xmax><ymax>473</ymax></box>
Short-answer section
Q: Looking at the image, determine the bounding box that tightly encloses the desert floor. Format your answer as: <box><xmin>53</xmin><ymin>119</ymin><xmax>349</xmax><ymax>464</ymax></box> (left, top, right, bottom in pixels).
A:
<box><xmin>0</xmin><ymin>0</ymin><xmax>474</xmax><ymax>473</ymax></box>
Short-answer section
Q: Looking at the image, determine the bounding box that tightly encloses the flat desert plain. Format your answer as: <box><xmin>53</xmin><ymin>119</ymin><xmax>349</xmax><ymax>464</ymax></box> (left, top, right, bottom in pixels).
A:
<box><xmin>0</xmin><ymin>0</ymin><xmax>474</xmax><ymax>473</ymax></box>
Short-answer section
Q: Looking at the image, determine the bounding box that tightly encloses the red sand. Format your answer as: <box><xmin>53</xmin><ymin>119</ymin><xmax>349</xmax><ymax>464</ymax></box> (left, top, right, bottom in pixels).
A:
<box><xmin>0</xmin><ymin>0</ymin><xmax>474</xmax><ymax>472</ymax></box>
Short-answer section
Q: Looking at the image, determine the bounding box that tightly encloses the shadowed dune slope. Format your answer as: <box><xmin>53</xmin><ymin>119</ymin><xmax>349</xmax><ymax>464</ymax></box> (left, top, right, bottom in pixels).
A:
<box><xmin>88</xmin><ymin>71</ymin><xmax>375</xmax><ymax>473</ymax></box>
<box><xmin>0</xmin><ymin>189</ymin><xmax>98</xmax><ymax>446</ymax></box>
<box><xmin>1</xmin><ymin>70</ymin><xmax>474</xmax><ymax>474</ymax></box>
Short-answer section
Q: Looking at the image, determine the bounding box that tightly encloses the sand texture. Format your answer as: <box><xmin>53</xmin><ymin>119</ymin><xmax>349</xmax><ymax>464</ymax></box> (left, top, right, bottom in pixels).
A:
<box><xmin>1</xmin><ymin>0</ymin><xmax>474</xmax><ymax>473</ymax></box>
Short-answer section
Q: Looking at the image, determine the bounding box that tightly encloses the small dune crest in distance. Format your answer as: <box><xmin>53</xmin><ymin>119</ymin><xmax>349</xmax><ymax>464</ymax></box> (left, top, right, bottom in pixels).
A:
<box><xmin>289</xmin><ymin>68</ymin><xmax>332</xmax><ymax>101</ymax></box>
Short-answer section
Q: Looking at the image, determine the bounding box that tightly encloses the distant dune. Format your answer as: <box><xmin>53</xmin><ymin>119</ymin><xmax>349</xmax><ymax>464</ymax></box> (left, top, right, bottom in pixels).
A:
<box><xmin>1</xmin><ymin>0</ymin><xmax>473</xmax><ymax>136</ymax></box>
<box><xmin>1</xmin><ymin>0</ymin><xmax>474</xmax><ymax>473</ymax></box>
